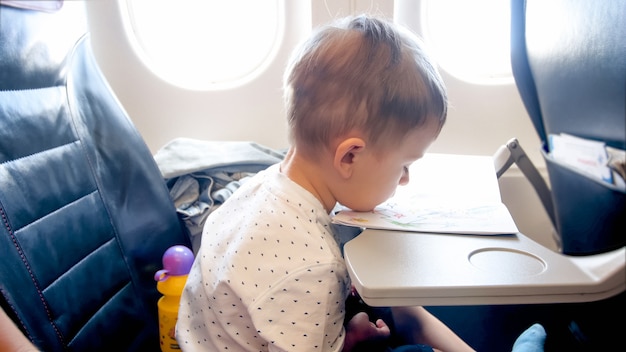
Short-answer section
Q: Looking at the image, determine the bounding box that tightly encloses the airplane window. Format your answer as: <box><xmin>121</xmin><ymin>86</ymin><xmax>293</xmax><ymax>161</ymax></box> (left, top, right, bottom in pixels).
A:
<box><xmin>421</xmin><ymin>0</ymin><xmax>512</xmax><ymax>84</ymax></box>
<box><xmin>123</xmin><ymin>0</ymin><xmax>282</xmax><ymax>90</ymax></box>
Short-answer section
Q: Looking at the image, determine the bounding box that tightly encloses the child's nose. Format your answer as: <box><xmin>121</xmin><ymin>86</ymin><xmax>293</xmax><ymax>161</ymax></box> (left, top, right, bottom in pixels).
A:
<box><xmin>399</xmin><ymin>172</ymin><xmax>410</xmax><ymax>186</ymax></box>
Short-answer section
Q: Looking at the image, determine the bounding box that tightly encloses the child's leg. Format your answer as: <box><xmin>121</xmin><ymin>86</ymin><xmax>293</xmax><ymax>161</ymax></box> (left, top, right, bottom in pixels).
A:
<box><xmin>390</xmin><ymin>345</ymin><xmax>435</xmax><ymax>352</ymax></box>
<box><xmin>390</xmin><ymin>306</ymin><xmax>476</xmax><ymax>352</ymax></box>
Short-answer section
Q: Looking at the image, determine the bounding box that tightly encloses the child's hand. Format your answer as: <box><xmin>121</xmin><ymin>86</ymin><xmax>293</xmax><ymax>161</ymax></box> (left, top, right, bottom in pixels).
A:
<box><xmin>343</xmin><ymin>312</ymin><xmax>391</xmax><ymax>352</ymax></box>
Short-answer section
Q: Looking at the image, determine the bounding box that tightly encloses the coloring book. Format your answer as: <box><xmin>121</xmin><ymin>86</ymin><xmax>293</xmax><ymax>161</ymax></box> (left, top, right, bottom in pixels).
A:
<box><xmin>332</xmin><ymin>153</ymin><xmax>519</xmax><ymax>235</ymax></box>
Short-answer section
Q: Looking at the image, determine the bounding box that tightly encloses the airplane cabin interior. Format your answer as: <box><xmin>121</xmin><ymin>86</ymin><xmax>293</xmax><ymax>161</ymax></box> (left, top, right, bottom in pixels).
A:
<box><xmin>0</xmin><ymin>0</ymin><xmax>624</xmax><ymax>351</ymax></box>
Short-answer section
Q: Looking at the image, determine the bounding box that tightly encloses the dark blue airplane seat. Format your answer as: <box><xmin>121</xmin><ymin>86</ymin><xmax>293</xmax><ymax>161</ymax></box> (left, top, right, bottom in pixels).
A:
<box><xmin>0</xmin><ymin>1</ymin><xmax>190</xmax><ymax>351</ymax></box>
<box><xmin>510</xmin><ymin>0</ymin><xmax>626</xmax><ymax>255</ymax></box>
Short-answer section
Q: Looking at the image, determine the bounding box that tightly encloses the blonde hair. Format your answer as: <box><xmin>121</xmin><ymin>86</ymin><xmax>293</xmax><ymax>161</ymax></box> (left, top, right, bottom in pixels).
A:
<box><xmin>283</xmin><ymin>15</ymin><xmax>447</xmax><ymax>157</ymax></box>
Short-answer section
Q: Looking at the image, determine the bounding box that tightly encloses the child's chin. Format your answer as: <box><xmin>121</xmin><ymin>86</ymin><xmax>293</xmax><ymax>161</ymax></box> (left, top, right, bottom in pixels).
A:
<box><xmin>352</xmin><ymin>206</ymin><xmax>376</xmax><ymax>212</ymax></box>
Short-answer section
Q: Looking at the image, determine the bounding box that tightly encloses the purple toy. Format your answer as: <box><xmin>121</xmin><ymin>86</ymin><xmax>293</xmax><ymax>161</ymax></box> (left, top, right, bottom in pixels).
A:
<box><xmin>154</xmin><ymin>245</ymin><xmax>194</xmax><ymax>281</ymax></box>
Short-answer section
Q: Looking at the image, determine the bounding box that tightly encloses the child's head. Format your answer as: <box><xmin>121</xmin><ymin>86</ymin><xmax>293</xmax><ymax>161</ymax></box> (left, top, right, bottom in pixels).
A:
<box><xmin>283</xmin><ymin>14</ymin><xmax>447</xmax><ymax>159</ymax></box>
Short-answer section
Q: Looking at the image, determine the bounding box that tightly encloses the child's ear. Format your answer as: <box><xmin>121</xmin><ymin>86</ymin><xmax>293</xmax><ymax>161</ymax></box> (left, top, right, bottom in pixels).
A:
<box><xmin>333</xmin><ymin>137</ymin><xmax>366</xmax><ymax>179</ymax></box>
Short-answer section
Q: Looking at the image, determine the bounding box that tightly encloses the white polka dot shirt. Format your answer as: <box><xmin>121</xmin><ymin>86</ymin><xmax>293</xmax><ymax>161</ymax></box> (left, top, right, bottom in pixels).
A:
<box><xmin>177</xmin><ymin>164</ymin><xmax>351</xmax><ymax>351</ymax></box>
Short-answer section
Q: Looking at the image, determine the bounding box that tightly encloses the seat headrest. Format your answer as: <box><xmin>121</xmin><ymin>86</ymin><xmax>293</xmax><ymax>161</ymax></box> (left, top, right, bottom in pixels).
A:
<box><xmin>0</xmin><ymin>1</ymin><xmax>87</xmax><ymax>90</ymax></box>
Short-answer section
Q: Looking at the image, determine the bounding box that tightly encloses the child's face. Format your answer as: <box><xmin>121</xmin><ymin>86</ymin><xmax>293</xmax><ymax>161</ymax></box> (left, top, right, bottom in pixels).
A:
<box><xmin>341</xmin><ymin>120</ymin><xmax>440</xmax><ymax>212</ymax></box>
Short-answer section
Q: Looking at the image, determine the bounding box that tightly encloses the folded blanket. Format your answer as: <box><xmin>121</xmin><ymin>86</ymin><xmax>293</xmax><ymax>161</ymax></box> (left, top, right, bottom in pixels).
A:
<box><xmin>154</xmin><ymin>138</ymin><xmax>285</xmax><ymax>252</ymax></box>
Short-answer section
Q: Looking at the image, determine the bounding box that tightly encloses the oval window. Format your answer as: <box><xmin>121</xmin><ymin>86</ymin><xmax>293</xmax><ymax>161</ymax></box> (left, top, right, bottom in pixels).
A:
<box><xmin>421</xmin><ymin>0</ymin><xmax>512</xmax><ymax>84</ymax></box>
<box><xmin>123</xmin><ymin>0</ymin><xmax>283</xmax><ymax>90</ymax></box>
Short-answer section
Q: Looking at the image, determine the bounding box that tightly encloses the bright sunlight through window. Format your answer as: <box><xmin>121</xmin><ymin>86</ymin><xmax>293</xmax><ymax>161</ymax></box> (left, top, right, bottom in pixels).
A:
<box><xmin>124</xmin><ymin>0</ymin><xmax>282</xmax><ymax>90</ymax></box>
<box><xmin>421</xmin><ymin>0</ymin><xmax>512</xmax><ymax>84</ymax></box>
